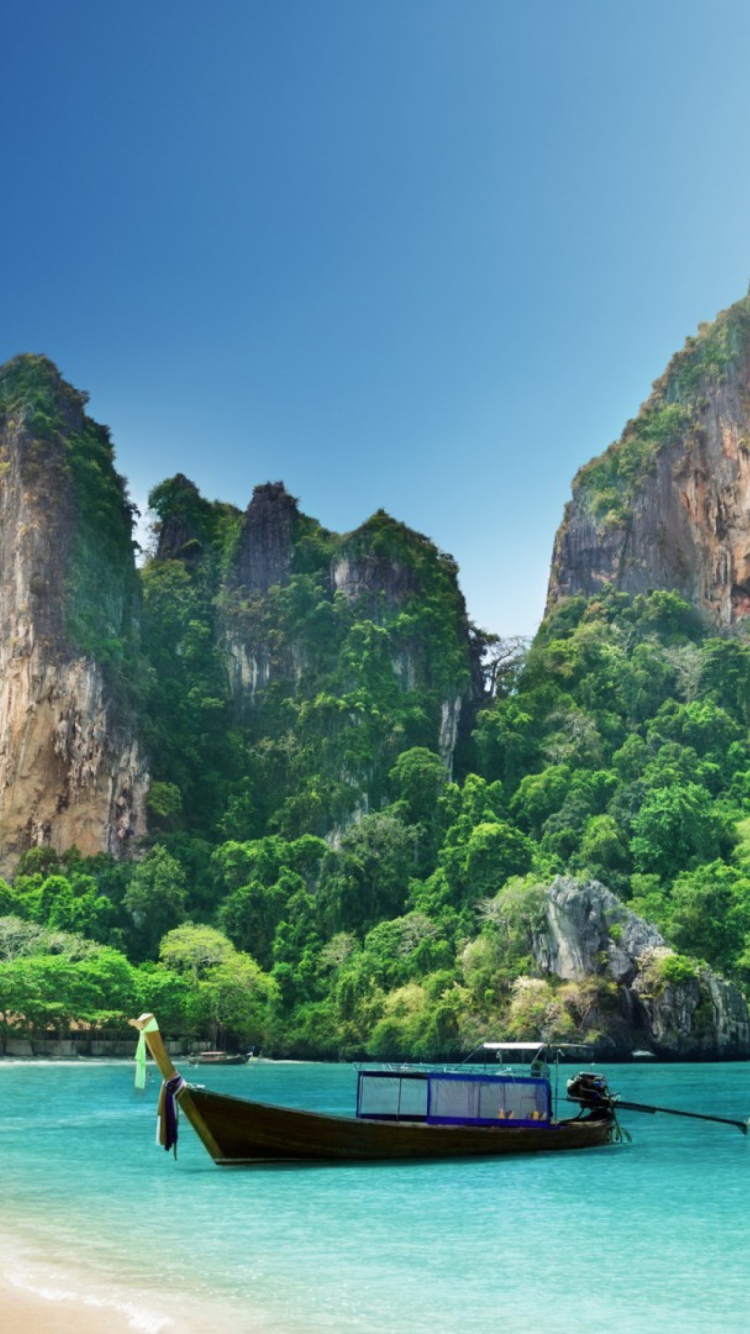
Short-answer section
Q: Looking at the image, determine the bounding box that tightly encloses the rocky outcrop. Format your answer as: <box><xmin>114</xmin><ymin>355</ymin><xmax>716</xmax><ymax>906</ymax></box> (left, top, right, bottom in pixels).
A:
<box><xmin>632</xmin><ymin>950</ymin><xmax>750</xmax><ymax>1059</ymax></box>
<box><xmin>153</xmin><ymin>474</ymin><xmax>208</xmax><ymax>563</ymax></box>
<box><xmin>231</xmin><ymin>481</ymin><xmax>299</xmax><ymax>594</ymax></box>
<box><xmin>221</xmin><ymin>483</ymin><xmax>301</xmax><ymax>707</ymax></box>
<box><xmin>0</xmin><ymin>356</ymin><xmax>147</xmax><ymax>872</ymax></box>
<box><xmin>0</xmin><ymin>356</ymin><xmax>481</xmax><ymax>862</ymax></box>
<box><xmin>0</xmin><ymin>657</ymin><xmax>146</xmax><ymax>871</ymax></box>
<box><xmin>332</xmin><ymin>515</ymin><xmax>421</xmax><ymax>614</ymax></box>
<box><xmin>547</xmin><ymin>293</ymin><xmax>750</xmax><ymax>628</ymax></box>
<box><xmin>532</xmin><ymin>877</ymin><xmax>750</xmax><ymax>1058</ymax></box>
<box><xmin>221</xmin><ymin>502</ymin><xmax>479</xmax><ymax>784</ymax></box>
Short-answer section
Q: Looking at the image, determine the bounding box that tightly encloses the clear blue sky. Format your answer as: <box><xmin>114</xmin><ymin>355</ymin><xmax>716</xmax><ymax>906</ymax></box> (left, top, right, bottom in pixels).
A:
<box><xmin>4</xmin><ymin>1</ymin><xmax>750</xmax><ymax>637</ymax></box>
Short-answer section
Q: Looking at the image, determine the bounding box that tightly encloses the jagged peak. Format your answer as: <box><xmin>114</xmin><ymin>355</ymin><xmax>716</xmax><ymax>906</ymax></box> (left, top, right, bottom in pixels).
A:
<box><xmin>149</xmin><ymin>474</ymin><xmax>240</xmax><ymax>564</ymax></box>
<box><xmin>231</xmin><ymin>480</ymin><xmax>300</xmax><ymax>594</ymax></box>
<box><xmin>0</xmin><ymin>353</ymin><xmax>90</xmax><ymax>437</ymax></box>
<box><xmin>547</xmin><ymin>287</ymin><xmax>750</xmax><ymax>628</ymax></box>
<box><xmin>571</xmin><ymin>292</ymin><xmax>750</xmax><ymax>528</ymax></box>
<box><xmin>247</xmin><ymin>479</ymin><xmax>299</xmax><ymax>511</ymax></box>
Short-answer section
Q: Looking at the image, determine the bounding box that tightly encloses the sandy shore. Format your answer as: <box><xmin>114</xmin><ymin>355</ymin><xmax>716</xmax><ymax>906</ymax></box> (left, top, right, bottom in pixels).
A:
<box><xmin>0</xmin><ymin>1244</ymin><xmax>276</xmax><ymax>1334</ymax></box>
<box><xmin>0</xmin><ymin>1281</ymin><xmax>153</xmax><ymax>1333</ymax></box>
<box><xmin>0</xmin><ymin>1276</ymin><xmax>259</xmax><ymax>1333</ymax></box>
<box><xmin>0</xmin><ymin>1259</ymin><xmax>179</xmax><ymax>1333</ymax></box>
<box><xmin>0</xmin><ymin>1274</ymin><xmax>275</xmax><ymax>1334</ymax></box>
<box><xmin>0</xmin><ymin>1237</ymin><xmax>235</xmax><ymax>1333</ymax></box>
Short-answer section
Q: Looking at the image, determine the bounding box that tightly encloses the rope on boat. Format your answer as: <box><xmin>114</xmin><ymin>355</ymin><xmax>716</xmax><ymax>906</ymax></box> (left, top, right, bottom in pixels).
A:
<box><xmin>610</xmin><ymin>1113</ymin><xmax>632</xmax><ymax>1145</ymax></box>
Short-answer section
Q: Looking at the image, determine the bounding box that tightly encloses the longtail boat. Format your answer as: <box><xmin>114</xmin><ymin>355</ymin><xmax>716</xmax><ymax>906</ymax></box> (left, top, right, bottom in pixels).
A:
<box><xmin>131</xmin><ymin>1015</ymin><xmax>617</xmax><ymax>1165</ymax></box>
<box><xmin>187</xmin><ymin>1051</ymin><xmax>250</xmax><ymax>1067</ymax></box>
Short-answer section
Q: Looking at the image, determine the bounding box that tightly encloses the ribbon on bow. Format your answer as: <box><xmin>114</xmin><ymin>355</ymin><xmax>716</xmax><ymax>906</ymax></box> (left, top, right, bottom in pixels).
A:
<box><xmin>157</xmin><ymin>1075</ymin><xmax>185</xmax><ymax>1157</ymax></box>
<box><xmin>134</xmin><ymin>1016</ymin><xmax>160</xmax><ymax>1090</ymax></box>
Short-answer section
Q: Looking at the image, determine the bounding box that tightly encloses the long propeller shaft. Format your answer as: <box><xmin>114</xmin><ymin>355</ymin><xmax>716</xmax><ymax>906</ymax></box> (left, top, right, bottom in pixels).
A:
<box><xmin>614</xmin><ymin>1099</ymin><xmax>749</xmax><ymax>1135</ymax></box>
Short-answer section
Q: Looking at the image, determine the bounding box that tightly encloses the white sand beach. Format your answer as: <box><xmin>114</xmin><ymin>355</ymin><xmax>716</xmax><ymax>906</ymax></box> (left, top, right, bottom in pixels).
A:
<box><xmin>0</xmin><ymin>1283</ymin><xmax>150</xmax><ymax>1333</ymax></box>
<box><xmin>0</xmin><ymin>1233</ymin><xmax>271</xmax><ymax>1334</ymax></box>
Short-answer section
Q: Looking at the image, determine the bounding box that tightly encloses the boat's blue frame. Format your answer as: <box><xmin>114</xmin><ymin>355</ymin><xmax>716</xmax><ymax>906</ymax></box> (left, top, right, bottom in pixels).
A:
<box><xmin>356</xmin><ymin>1068</ymin><xmax>553</xmax><ymax>1129</ymax></box>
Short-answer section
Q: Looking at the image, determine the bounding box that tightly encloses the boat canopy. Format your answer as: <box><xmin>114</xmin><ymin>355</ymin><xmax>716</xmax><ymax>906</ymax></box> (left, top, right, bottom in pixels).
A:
<box><xmin>482</xmin><ymin>1042</ymin><xmax>593</xmax><ymax>1053</ymax></box>
<box><xmin>482</xmin><ymin>1042</ymin><xmax>545</xmax><ymax>1051</ymax></box>
<box><xmin>356</xmin><ymin>1069</ymin><xmax>552</xmax><ymax>1129</ymax></box>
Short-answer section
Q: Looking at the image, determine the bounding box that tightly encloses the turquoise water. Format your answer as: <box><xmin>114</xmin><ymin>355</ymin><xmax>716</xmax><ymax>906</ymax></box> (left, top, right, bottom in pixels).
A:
<box><xmin>2</xmin><ymin>1059</ymin><xmax>750</xmax><ymax>1332</ymax></box>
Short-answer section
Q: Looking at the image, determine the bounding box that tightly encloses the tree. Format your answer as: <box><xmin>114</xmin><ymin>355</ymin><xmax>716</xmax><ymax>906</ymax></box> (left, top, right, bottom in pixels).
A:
<box><xmin>219</xmin><ymin>871</ymin><xmax>304</xmax><ymax>967</ymax></box>
<box><xmin>189</xmin><ymin>952</ymin><xmax>276</xmax><ymax>1048</ymax></box>
<box><xmin>440</xmin><ymin>820</ymin><xmax>533</xmax><ymax>908</ymax></box>
<box><xmin>0</xmin><ymin>945</ymin><xmax>137</xmax><ymax>1042</ymax></box>
<box><xmin>474</xmin><ymin>699</ymin><xmax>539</xmax><ymax>788</ymax></box>
<box><xmin>159</xmin><ymin>923</ymin><xmax>236</xmax><ymax>979</ymax></box>
<box><xmin>320</xmin><ymin>814</ymin><xmax>416</xmax><ymax>933</ymax></box>
<box><xmin>388</xmin><ymin>747</ymin><xmax>449</xmax><ymax>825</ymax></box>
<box><xmin>630</xmin><ymin>783</ymin><xmax>734</xmax><ymax>880</ymax></box>
<box><xmin>575</xmin><ymin>814</ymin><xmax>630</xmax><ymax>883</ymax></box>
<box><xmin>123</xmin><ymin>845</ymin><xmax>187</xmax><ymax>959</ymax></box>
<box><xmin>667</xmin><ymin>863</ymin><xmax>750</xmax><ymax>977</ymax></box>
<box><xmin>510</xmin><ymin>766</ymin><xmax>572</xmax><ymax>837</ymax></box>
<box><xmin>0</xmin><ymin>916</ymin><xmax>46</xmax><ymax>961</ymax></box>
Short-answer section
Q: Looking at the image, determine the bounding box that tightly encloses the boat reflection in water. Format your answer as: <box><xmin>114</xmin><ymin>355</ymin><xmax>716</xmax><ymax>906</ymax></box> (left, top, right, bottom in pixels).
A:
<box><xmin>131</xmin><ymin>1016</ymin><xmax>615</xmax><ymax>1166</ymax></box>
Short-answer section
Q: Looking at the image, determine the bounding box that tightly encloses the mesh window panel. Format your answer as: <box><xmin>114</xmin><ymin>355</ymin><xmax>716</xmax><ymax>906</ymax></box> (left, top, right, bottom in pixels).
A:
<box><xmin>429</xmin><ymin>1078</ymin><xmax>477</xmax><ymax>1120</ymax></box>
<box><xmin>501</xmin><ymin>1082</ymin><xmax>550</xmax><ymax>1120</ymax></box>
<box><xmin>428</xmin><ymin>1076</ymin><xmax>551</xmax><ymax>1124</ymax></box>
<box><xmin>358</xmin><ymin>1075</ymin><xmax>428</xmax><ymax>1118</ymax></box>
<box><xmin>358</xmin><ymin>1076</ymin><xmax>403</xmax><ymax>1117</ymax></box>
<box><xmin>478</xmin><ymin>1081</ymin><xmax>504</xmax><ymax>1119</ymax></box>
<box><xmin>398</xmin><ymin>1078</ymin><xmax>428</xmax><ymax>1118</ymax></box>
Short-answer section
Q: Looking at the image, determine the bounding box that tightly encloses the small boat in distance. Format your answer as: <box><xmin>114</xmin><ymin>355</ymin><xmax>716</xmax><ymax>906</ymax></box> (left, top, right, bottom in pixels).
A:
<box><xmin>187</xmin><ymin>1051</ymin><xmax>251</xmax><ymax>1067</ymax></box>
<box><xmin>131</xmin><ymin>1015</ymin><xmax>616</xmax><ymax>1165</ymax></box>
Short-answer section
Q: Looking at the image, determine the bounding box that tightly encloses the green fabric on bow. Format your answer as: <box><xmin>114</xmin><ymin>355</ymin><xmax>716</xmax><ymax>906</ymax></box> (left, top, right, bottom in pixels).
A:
<box><xmin>134</xmin><ymin>1016</ymin><xmax>160</xmax><ymax>1089</ymax></box>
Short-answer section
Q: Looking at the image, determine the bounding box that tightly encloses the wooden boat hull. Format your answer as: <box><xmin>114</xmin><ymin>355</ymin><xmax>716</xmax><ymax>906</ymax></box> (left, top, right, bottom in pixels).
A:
<box><xmin>179</xmin><ymin>1085</ymin><xmax>613</xmax><ymax>1165</ymax></box>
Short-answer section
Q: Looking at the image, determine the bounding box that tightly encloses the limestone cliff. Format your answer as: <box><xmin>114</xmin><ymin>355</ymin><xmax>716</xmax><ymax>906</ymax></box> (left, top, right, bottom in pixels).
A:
<box><xmin>231</xmin><ymin>481</ymin><xmax>298</xmax><ymax>595</ymax></box>
<box><xmin>218</xmin><ymin>493</ymin><xmax>481</xmax><ymax>775</ymax></box>
<box><xmin>532</xmin><ymin>878</ymin><xmax>750</xmax><ymax>1058</ymax></box>
<box><xmin>0</xmin><ymin>356</ymin><xmax>147</xmax><ymax>871</ymax></box>
<box><xmin>329</xmin><ymin>512</ymin><xmax>479</xmax><ymax>770</ymax></box>
<box><xmin>145</xmin><ymin>476</ymin><xmax>482</xmax><ymax>837</ymax></box>
<box><xmin>222</xmin><ymin>481</ymin><xmax>301</xmax><ymax>704</ymax></box>
<box><xmin>548</xmin><ymin>293</ymin><xmax>750</xmax><ymax>627</ymax></box>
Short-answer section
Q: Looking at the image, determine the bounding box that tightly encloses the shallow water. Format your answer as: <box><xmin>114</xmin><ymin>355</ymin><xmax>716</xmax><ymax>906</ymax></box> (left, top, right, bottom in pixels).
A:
<box><xmin>2</xmin><ymin>1059</ymin><xmax>749</xmax><ymax>1331</ymax></box>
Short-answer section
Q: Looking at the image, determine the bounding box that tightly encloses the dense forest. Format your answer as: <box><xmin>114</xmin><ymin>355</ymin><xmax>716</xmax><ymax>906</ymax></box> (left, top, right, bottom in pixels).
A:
<box><xmin>4</xmin><ymin>498</ymin><xmax>750</xmax><ymax>1057</ymax></box>
<box><xmin>3</xmin><ymin>349</ymin><xmax>750</xmax><ymax>1058</ymax></box>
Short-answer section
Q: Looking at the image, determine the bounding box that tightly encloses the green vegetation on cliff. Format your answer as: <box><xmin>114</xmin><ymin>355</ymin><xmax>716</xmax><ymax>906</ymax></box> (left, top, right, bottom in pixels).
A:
<box><xmin>145</xmin><ymin>486</ymin><xmax>477</xmax><ymax>844</ymax></box>
<box><xmin>4</xmin><ymin>538</ymin><xmax>750</xmax><ymax>1055</ymax></box>
<box><xmin>3</xmin><ymin>357</ymin><xmax>748</xmax><ymax>1058</ymax></box>
<box><xmin>0</xmin><ymin>355</ymin><xmax>140</xmax><ymax>688</ymax></box>
<box><xmin>573</xmin><ymin>294</ymin><xmax>750</xmax><ymax>526</ymax></box>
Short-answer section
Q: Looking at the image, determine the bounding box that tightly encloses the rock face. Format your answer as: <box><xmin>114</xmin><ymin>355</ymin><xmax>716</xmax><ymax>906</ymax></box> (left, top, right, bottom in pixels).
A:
<box><xmin>0</xmin><ymin>356</ymin><xmax>147</xmax><ymax>872</ymax></box>
<box><xmin>548</xmin><ymin>294</ymin><xmax>750</xmax><ymax>628</ymax></box>
<box><xmin>533</xmin><ymin>877</ymin><xmax>750</xmax><ymax>1058</ymax></box>
<box><xmin>231</xmin><ymin>481</ymin><xmax>299</xmax><ymax>594</ymax></box>
<box><xmin>0</xmin><ymin>359</ymin><xmax>481</xmax><ymax>863</ymax></box>
<box><xmin>221</xmin><ymin>482</ymin><xmax>301</xmax><ymax>707</ymax></box>
<box><xmin>218</xmin><ymin>502</ymin><xmax>480</xmax><ymax>782</ymax></box>
<box><xmin>332</xmin><ymin>520</ymin><xmax>421</xmax><ymax>612</ymax></box>
<box><xmin>153</xmin><ymin>473</ymin><xmax>207</xmax><ymax>563</ymax></box>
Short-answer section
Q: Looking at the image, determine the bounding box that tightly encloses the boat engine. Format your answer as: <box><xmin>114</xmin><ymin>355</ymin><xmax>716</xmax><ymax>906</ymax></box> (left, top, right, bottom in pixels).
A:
<box><xmin>566</xmin><ymin>1071</ymin><xmax>617</xmax><ymax>1119</ymax></box>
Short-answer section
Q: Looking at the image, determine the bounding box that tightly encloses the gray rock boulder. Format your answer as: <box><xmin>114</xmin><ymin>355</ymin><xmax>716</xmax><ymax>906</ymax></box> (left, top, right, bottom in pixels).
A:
<box><xmin>531</xmin><ymin>877</ymin><xmax>750</xmax><ymax>1058</ymax></box>
<box><xmin>533</xmin><ymin>876</ymin><xmax>664</xmax><ymax>986</ymax></box>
